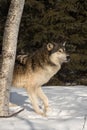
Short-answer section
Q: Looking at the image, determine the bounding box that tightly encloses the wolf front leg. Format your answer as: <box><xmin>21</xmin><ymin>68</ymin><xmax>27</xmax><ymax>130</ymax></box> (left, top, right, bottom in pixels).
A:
<box><xmin>27</xmin><ymin>87</ymin><xmax>45</xmax><ymax>116</ymax></box>
<box><xmin>37</xmin><ymin>87</ymin><xmax>50</xmax><ymax>115</ymax></box>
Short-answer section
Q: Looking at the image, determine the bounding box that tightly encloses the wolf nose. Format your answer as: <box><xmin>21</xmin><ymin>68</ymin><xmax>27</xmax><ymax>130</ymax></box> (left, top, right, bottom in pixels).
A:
<box><xmin>67</xmin><ymin>55</ymin><xmax>70</xmax><ymax>61</ymax></box>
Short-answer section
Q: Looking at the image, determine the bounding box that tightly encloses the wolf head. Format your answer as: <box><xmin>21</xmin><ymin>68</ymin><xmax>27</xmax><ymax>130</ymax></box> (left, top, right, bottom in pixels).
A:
<box><xmin>47</xmin><ymin>41</ymin><xmax>70</xmax><ymax>65</ymax></box>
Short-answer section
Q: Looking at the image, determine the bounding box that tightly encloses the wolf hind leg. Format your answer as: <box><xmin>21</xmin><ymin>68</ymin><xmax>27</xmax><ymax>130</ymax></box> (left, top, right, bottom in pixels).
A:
<box><xmin>37</xmin><ymin>87</ymin><xmax>50</xmax><ymax>114</ymax></box>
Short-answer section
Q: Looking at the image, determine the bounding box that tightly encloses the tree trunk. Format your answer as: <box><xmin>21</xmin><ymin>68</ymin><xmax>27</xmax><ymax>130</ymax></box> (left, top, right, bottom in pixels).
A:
<box><xmin>0</xmin><ymin>0</ymin><xmax>25</xmax><ymax>117</ymax></box>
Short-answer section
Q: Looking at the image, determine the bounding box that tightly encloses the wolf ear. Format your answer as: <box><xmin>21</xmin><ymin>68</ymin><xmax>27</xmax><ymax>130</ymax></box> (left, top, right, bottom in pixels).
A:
<box><xmin>63</xmin><ymin>41</ymin><xmax>66</xmax><ymax>47</ymax></box>
<box><xmin>47</xmin><ymin>43</ymin><xmax>54</xmax><ymax>51</ymax></box>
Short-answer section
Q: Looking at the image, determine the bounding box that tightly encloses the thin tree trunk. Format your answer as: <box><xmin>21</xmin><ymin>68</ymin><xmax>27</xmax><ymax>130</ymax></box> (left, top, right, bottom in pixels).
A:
<box><xmin>0</xmin><ymin>0</ymin><xmax>25</xmax><ymax>117</ymax></box>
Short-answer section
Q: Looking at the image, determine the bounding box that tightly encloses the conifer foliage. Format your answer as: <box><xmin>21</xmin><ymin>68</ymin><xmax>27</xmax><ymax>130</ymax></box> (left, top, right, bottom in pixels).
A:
<box><xmin>0</xmin><ymin>0</ymin><xmax>87</xmax><ymax>85</ymax></box>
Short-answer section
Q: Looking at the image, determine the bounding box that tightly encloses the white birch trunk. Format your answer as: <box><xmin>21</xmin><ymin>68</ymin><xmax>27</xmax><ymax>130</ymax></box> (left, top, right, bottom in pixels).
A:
<box><xmin>0</xmin><ymin>0</ymin><xmax>25</xmax><ymax>117</ymax></box>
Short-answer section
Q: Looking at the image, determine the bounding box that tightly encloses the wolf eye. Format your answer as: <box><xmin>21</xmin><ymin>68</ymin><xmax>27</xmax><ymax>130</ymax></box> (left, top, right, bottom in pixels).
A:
<box><xmin>58</xmin><ymin>49</ymin><xmax>63</xmax><ymax>52</ymax></box>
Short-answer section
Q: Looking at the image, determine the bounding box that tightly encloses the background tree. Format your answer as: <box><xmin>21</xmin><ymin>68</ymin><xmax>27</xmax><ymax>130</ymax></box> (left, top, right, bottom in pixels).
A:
<box><xmin>0</xmin><ymin>0</ymin><xmax>87</xmax><ymax>85</ymax></box>
<box><xmin>0</xmin><ymin>0</ymin><xmax>25</xmax><ymax>117</ymax></box>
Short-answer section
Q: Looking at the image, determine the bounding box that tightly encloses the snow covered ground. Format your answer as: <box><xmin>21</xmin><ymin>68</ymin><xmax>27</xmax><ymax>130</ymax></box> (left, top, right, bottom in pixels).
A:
<box><xmin>0</xmin><ymin>86</ymin><xmax>87</xmax><ymax>130</ymax></box>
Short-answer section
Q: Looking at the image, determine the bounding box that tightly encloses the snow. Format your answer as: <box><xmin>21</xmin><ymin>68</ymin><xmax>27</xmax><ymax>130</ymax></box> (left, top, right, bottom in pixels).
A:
<box><xmin>0</xmin><ymin>86</ymin><xmax>87</xmax><ymax>130</ymax></box>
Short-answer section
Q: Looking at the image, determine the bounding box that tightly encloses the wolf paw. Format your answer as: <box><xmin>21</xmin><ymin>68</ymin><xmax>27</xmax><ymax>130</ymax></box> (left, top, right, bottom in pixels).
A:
<box><xmin>46</xmin><ymin>107</ymin><xmax>53</xmax><ymax>116</ymax></box>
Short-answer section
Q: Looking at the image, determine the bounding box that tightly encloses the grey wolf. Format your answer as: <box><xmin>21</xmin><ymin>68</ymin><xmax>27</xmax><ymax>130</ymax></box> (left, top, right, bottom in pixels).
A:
<box><xmin>12</xmin><ymin>39</ymin><xmax>70</xmax><ymax>116</ymax></box>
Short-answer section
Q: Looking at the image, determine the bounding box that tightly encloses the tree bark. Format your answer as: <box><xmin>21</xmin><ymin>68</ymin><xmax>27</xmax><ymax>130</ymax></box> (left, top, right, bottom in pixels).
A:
<box><xmin>0</xmin><ymin>0</ymin><xmax>25</xmax><ymax>117</ymax></box>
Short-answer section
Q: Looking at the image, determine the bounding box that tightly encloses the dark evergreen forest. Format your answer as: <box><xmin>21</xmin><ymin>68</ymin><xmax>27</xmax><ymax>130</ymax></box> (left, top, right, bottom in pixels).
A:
<box><xmin>0</xmin><ymin>0</ymin><xmax>87</xmax><ymax>85</ymax></box>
